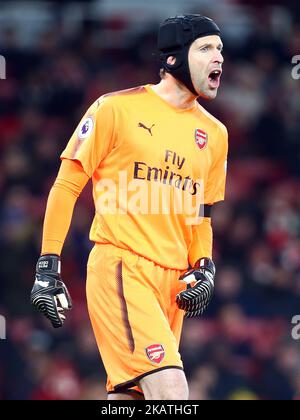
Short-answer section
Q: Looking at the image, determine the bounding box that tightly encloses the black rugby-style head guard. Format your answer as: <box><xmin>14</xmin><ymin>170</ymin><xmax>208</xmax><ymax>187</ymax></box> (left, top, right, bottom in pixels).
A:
<box><xmin>157</xmin><ymin>14</ymin><xmax>220</xmax><ymax>96</ymax></box>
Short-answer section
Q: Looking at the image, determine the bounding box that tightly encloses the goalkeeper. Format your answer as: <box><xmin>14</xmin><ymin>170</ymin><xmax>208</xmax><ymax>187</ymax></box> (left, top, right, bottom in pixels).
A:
<box><xmin>31</xmin><ymin>14</ymin><xmax>227</xmax><ymax>400</ymax></box>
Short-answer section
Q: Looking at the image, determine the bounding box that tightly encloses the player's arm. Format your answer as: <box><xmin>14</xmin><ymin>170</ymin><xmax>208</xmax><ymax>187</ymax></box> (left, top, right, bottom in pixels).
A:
<box><xmin>176</xmin><ymin>215</ymin><xmax>215</xmax><ymax>318</ymax></box>
<box><xmin>31</xmin><ymin>159</ymin><xmax>89</xmax><ymax>328</ymax></box>
<box><xmin>177</xmin><ymin>125</ymin><xmax>228</xmax><ymax>318</ymax></box>
<box><xmin>31</xmin><ymin>97</ymin><xmax>117</xmax><ymax>328</ymax></box>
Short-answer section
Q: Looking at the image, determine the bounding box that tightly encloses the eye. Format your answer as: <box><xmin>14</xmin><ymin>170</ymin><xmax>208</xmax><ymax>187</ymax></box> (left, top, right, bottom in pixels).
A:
<box><xmin>200</xmin><ymin>46</ymin><xmax>209</xmax><ymax>52</ymax></box>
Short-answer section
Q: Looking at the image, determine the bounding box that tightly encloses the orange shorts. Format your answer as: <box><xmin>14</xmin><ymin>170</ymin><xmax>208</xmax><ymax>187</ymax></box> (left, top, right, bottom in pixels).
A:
<box><xmin>86</xmin><ymin>243</ymin><xmax>186</xmax><ymax>394</ymax></box>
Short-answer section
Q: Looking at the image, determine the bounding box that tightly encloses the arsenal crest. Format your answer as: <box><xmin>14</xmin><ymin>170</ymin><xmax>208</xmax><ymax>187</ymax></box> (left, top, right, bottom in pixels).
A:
<box><xmin>145</xmin><ymin>344</ymin><xmax>165</xmax><ymax>364</ymax></box>
<box><xmin>195</xmin><ymin>128</ymin><xmax>208</xmax><ymax>150</ymax></box>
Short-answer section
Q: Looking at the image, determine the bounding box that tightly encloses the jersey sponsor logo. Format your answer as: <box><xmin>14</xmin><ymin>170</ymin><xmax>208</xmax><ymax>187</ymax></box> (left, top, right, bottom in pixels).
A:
<box><xmin>78</xmin><ymin>116</ymin><xmax>94</xmax><ymax>140</ymax></box>
<box><xmin>133</xmin><ymin>161</ymin><xmax>202</xmax><ymax>196</ymax></box>
<box><xmin>145</xmin><ymin>344</ymin><xmax>165</xmax><ymax>364</ymax></box>
<box><xmin>138</xmin><ymin>122</ymin><xmax>155</xmax><ymax>136</ymax></box>
<box><xmin>195</xmin><ymin>128</ymin><xmax>208</xmax><ymax>150</ymax></box>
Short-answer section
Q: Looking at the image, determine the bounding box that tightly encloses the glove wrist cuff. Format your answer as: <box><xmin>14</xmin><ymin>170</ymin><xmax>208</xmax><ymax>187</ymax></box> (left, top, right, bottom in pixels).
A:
<box><xmin>194</xmin><ymin>257</ymin><xmax>216</xmax><ymax>276</ymax></box>
<box><xmin>36</xmin><ymin>254</ymin><xmax>61</xmax><ymax>275</ymax></box>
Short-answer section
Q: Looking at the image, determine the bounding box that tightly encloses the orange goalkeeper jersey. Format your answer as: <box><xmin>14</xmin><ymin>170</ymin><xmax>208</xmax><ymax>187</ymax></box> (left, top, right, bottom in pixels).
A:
<box><xmin>61</xmin><ymin>85</ymin><xmax>228</xmax><ymax>270</ymax></box>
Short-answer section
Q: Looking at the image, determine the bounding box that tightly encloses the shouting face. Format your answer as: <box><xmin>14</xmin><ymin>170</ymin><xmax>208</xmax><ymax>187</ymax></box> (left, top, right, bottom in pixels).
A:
<box><xmin>188</xmin><ymin>35</ymin><xmax>224</xmax><ymax>99</ymax></box>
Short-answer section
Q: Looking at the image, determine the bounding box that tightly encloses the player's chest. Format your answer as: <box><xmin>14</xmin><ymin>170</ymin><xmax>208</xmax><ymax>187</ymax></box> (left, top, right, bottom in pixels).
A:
<box><xmin>116</xmin><ymin>111</ymin><xmax>214</xmax><ymax>179</ymax></box>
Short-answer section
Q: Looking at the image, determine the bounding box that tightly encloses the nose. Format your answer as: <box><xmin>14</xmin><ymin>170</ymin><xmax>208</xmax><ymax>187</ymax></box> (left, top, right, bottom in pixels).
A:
<box><xmin>213</xmin><ymin>49</ymin><xmax>224</xmax><ymax>65</ymax></box>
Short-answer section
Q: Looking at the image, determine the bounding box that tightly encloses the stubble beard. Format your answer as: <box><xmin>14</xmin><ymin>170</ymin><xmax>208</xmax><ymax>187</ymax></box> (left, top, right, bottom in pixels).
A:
<box><xmin>196</xmin><ymin>82</ymin><xmax>218</xmax><ymax>100</ymax></box>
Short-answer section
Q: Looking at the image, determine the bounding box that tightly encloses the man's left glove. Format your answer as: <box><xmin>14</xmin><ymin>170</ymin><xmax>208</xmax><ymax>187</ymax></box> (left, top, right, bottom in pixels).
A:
<box><xmin>30</xmin><ymin>254</ymin><xmax>72</xmax><ymax>328</ymax></box>
<box><xmin>176</xmin><ymin>257</ymin><xmax>215</xmax><ymax>318</ymax></box>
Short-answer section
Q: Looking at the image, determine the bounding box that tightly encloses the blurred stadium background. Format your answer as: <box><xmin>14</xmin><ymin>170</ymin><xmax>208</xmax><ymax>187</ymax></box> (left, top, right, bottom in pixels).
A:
<box><xmin>1</xmin><ymin>0</ymin><xmax>300</xmax><ymax>400</ymax></box>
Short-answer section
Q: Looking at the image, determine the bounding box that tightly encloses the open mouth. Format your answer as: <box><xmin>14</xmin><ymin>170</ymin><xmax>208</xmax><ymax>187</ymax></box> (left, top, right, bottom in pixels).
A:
<box><xmin>208</xmin><ymin>69</ymin><xmax>222</xmax><ymax>88</ymax></box>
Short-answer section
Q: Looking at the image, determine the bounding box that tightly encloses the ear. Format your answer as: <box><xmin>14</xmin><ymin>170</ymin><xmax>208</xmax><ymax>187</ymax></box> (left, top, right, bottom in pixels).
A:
<box><xmin>167</xmin><ymin>56</ymin><xmax>176</xmax><ymax>65</ymax></box>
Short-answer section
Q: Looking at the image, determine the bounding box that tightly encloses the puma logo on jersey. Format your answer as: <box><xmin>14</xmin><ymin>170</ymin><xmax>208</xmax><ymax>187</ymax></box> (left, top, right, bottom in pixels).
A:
<box><xmin>138</xmin><ymin>122</ymin><xmax>155</xmax><ymax>136</ymax></box>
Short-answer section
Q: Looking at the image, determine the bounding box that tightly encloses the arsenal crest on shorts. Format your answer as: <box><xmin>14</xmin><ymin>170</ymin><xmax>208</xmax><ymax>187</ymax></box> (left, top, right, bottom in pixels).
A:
<box><xmin>195</xmin><ymin>128</ymin><xmax>208</xmax><ymax>150</ymax></box>
<box><xmin>146</xmin><ymin>344</ymin><xmax>165</xmax><ymax>364</ymax></box>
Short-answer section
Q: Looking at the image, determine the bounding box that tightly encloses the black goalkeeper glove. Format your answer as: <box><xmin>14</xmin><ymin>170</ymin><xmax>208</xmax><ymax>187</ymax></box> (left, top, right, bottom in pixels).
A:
<box><xmin>31</xmin><ymin>254</ymin><xmax>72</xmax><ymax>328</ymax></box>
<box><xmin>176</xmin><ymin>257</ymin><xmax>215</xmax><ymax>318</ymax></box>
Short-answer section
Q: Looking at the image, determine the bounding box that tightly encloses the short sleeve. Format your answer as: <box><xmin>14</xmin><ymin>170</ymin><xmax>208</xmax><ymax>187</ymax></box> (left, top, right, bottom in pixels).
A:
<box><xmin>60</xmin><ymin>97</ymin><xmax>116</xmax><ymax>177</ymax></box>
<box><xmin>204</xmin><ymin>125</ymin><xmax>228</xmax><ymax>205</ymax></box>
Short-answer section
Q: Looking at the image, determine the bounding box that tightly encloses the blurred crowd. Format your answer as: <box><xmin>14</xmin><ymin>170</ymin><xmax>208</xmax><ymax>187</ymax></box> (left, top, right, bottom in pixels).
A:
<box><xmin>1</xmin><ymin>1</ymin><xmax>300</xmax><ymax>400</ymax></box>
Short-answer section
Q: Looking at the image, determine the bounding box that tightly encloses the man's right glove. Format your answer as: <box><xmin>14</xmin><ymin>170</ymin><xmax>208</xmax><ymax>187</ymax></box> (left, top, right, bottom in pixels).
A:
<box><xmin>176</xmin><ymin>257</ymin><xmax>215</xmax><ymax>318</ymax></box>
<box><xmin>31</xmin><ymin>254</ymin><xmax>72</xmax><ymax>328</ymax></box>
